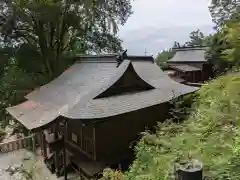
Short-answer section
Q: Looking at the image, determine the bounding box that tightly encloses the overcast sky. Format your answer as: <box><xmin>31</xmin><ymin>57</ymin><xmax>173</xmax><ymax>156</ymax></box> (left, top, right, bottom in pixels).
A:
<box><xmin>118</xmin><ymin>0</ymin><xmax>214</xmax><ymax>55</ymax></box>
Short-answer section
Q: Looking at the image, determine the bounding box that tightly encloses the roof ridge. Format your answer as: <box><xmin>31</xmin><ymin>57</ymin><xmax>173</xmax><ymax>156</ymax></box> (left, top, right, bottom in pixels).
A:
<box><xmin>126</xmin><ymin>55</ymin><xmax>154</xmax><ymax>62</ymax></box>
<box><xmin>75</xmin><ymin>50</ymin><xmax>155</xmax><ymax>65</ymax></box>
<box><xmin>172</xmin><ymin>46</ymin><xmax>208</xmax><ymax>51</ymax></box>
<box><xmin>76</xmin><ymin>54</ymin><xmax>118</xmax><ymax>58</ymax></box>
<box><xmin>76</xmin><ymin>54</ymin><xmax>118</xmax><ymax>63</ymax></box>
<box><xmin>94</xmin><ymin>61</ymin><xmax>155</xmax><ymax>99</ymax></box>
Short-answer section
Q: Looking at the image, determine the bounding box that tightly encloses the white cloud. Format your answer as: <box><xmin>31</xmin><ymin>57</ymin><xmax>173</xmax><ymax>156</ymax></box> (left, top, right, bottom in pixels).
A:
<box><xmin>119</xmin><ymin>0</ymin><xmax>213</xmax><ymax>33</ymax></box>
<box><xmin>117</xmin><ymin>0</ymin><xmax>214</xmax><ymax>55</ymax></box>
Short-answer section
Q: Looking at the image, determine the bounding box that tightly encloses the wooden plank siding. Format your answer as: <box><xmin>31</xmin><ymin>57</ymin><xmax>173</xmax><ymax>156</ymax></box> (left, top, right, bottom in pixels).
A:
<box><xmin>64</xmin><ymin>102</ymin><xmax>171</xmax><ymax>166</ymax></box>
<box><xmin>66</xmin><ymin>119</ymin><xmax>95</xmax><ymax>160</ymax></box>
<box><xmin>94</xmin><ymin>102</ymin><xmax>171</xmax><ymax>163</ymax></box>
<box><xmin>169</xmin><ymin>62</ymin><xmax>204</xmax><ymax>69</ymax></box>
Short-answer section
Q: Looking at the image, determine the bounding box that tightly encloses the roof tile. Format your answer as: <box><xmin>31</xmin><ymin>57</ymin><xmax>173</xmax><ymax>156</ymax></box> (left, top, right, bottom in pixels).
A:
<box><xmin>7</xmin><ymin>56</ymin><xmax>198</xmax><ymax>130</ymax></box>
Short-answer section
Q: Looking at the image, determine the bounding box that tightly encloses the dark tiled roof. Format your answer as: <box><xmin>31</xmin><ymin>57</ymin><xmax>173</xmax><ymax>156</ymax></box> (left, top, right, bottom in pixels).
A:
<box><xmin>168</xmin><ymin>47</ymin><xmax>207</xmax><ymax>63</ymax></box>
<box><xmin>171</xmin><ymin>46</ymin><xmax>209</xmax><ymax>51</ymax></box>
<box><xmin>7</xmin><ymin>100</ymin><xmax>58</xmax><ymax>130</ymax></box>
<box><xmin>7</xmin><ymin>55</ymin><xmax>198</xmax><ymax>130</ymax></box>
<box><xmin>170</xmin><ymin>76</ymin><xmax>186</xmax><ymax>83</ymax></box>
<box><xmin>170</xmin><ymin>65</ymin><xmax>201</xmax><ymax>72</ymax></box>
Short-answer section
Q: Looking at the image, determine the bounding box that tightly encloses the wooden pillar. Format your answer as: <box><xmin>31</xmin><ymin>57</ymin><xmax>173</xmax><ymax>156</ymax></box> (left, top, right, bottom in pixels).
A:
<box><xmin>35</xmin><ymin>132</ymin><xmax>40</xmax><ymax>148</ymax></box>
<box><xmin>37</xmin><ymin>132</ymin><xmax>43</xmax><ymax>155</ymax></box>
<box><xmin>63</xmin><ymin>148</ymin><xmax>67</xmax><ymax>180</ymax></box>
<box><xmin>93</xmin><ymin>127</ymin><xmax>96</xmax><ymax>161</ymax></box>
<box><xmin>31</xmin><ymin>132</ymin><xmax>36</xmax><ymax>153</ymax></box>
<box><xmin>81</xmin><ymin>124</ymin><xmax>83</xmax><ymax>149</ymax></box>
<box><xmin>53</xmin><ymin>122</ymin><xmax>60</xmax><ymax>176</ymax></box>
<box><xmin>55</xmin><ymin>149</ymin><xmax>60</xmax><ymax>176</ymax></box>
<box><xmin>118</xmin><ymin>164</ymin><xmax>122</xmax><ymax>171</ymax></box>
<box><xmin>42</xmin><ymin>132</ymin><xmax>47</xmax><ymax>159</ymax></box>
<box><xmin>39</xmin><ymin>133</ymin><xmax>43</xmax><ymax>153</ymax></box>
<box><xmin>63</xmin><ymin>120</ymin><xmax>68</xmax><ymax>180</ymax></box>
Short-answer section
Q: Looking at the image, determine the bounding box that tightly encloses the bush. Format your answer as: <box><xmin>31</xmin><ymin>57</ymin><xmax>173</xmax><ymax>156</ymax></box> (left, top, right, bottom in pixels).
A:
<box><xmin>123</xmin><ymin>72</ymin><xmax>240</xmax><ymax>180</ymax></box>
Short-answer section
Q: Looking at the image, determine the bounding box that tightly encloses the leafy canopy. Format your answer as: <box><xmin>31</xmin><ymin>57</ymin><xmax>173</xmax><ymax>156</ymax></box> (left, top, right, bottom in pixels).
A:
<box><xmin>209</xmin><ymin>0</ymin><xmax>240</xmax><ymax>27</ymax></box>
<box><xmin>0</xmin><ymin>0</ymin><xmax>132</xmax><ymax>75</ymax></box>
<box><xmin>184</xmin><ymin>29</ymin><xmax>206</xmax><ymax>47</ymax></box>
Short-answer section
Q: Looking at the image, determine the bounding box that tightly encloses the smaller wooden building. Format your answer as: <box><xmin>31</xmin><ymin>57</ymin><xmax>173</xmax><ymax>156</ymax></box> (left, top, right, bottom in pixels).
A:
<box><xmin>6</xmin><ymin>52</ymin><xmax>197</xmax><ymax>179</ymax></box>
<box><xmin>167</xmin><ymin>46</ymin><xmax>213</xmax><ymax>84</ymax></box>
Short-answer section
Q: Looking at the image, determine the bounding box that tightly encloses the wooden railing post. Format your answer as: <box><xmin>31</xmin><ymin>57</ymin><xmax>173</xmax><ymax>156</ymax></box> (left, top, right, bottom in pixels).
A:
<box><xmin>42</xmin><ymin>132</ymin><xmax>47</xmax><ymax>159</ymax></box>
<box><xmin>0</xmin><ymin>135</ymin><xmax>34</xmax><ymax>153</ymax></box>
<box><xmin>93</xmin><ymin>127</ymin><xmax>96</xmax><ymax>160</ymax></box>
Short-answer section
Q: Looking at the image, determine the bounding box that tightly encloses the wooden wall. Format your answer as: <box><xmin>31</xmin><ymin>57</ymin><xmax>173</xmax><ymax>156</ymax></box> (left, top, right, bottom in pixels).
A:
<box><xmin>94</xmin><ymin>102</ymin><xmax>171</xmax><ymax>163</ymax></box>
<box><xmin>65</xmin><ymin>102</ymin><xmax>171</xmax><ymax>165</ymax></box>
<box><xmin>66</xmin><ymin>119</ymin><xmax>95</xmax><ymax>159</ymax></box>
<box><xmin>169</xmin><ymin>62</ymin><xmax>204</xmax><ymax>69</ymax></box>
<box><xmin>168</xmin><ymin>62</ymin><xmax>210</xmax><ymax>83</ymax></box>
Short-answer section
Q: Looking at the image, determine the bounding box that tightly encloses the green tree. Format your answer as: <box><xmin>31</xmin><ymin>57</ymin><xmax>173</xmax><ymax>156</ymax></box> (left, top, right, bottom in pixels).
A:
<box><xmin>205</xmin><ymin>10</ymin><xmax>240</xmax><ymax>76</ymax></box>
<box><xmin>0</xmin><ymin>0</ymin><xmax>132</xmax><ymax>76</ymax></box>
<box><xmin>205</xmin><ymin>31</ymin><xmax>231</xmax><ymax>75</ymax></box>
<box><xmin>209</xmin><ymin>0</ymin><xmax>240</xmax><ymax>27</ymax></box>
<box><xmin>156</xmin><ymin>49</ymin><xmax>175</xmax><ymax>69</ymax></box>
<box><xmin>221</xmin><ymin>18</ymin><xmax>240</xmax><ymax>67</ymax></box>
<box><xmin>156</xmin><ymin>41</ymin><xmax>180</xmax><ymax>69</ymax></box>
<box><xmin>173</xmin><ymin>41</ymin><xmax>181</xmax><ymax>48</ymax></box>
<box><xmin>184</xmin><ymin>29</ymin><xmax>206</xmax><ymax>47</ymax></box>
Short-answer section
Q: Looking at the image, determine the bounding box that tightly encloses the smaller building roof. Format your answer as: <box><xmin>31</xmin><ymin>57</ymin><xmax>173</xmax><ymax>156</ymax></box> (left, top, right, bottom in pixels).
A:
<box><xmin>171</xmin><ymin>46</ymin><xmax>208</xmax><ymax>51</ymax></box>
<box><xmin>170</xmin><ymin>65</ymin><xmax>201</xmax><ymax>72</ymax></box>
<box><xmin>164</xmin><ymin>70</ymin><xmax>176</xmax><ymax>75</ymax></box>
<box><xmin>170</xmin><ymin>76</ymin><xmax>186</xmax><ymax>83</ymax></box>
<box><xmin>168</xmin><ymin>46</ymin><xmax>208</xmax><ymax>63</ymax></box>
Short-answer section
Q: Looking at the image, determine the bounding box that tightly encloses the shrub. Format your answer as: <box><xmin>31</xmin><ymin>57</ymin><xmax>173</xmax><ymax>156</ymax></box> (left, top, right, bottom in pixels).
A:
<box><xmin>124</xmin><ymin>72</ymin><xmax>240</xmax><ymax>180</ymax></box>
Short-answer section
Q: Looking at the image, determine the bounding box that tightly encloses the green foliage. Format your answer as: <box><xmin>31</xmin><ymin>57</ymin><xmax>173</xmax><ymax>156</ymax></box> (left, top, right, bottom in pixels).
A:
<box><xmin>156</xmin><ymin>49</ymin><xmax>175</xmax><ymax>69</ymax></box>
<box><xmin>205</xmin><ymin>32</ymin><xmax>231</xmax><ymax>75</ymax></box>
<box><xmin>102</xmin><ymin>168</ymin><xmax>125</xmax><ymax>180</ymax></box>
<box><xmin>0</xmin><ymin>0</ymin><xmax>132</xmax><ymax>75</ymax></box>
<box><xmin>209</xmin><ymin>0</ymin><xmax>240</xmax><ymax>27</ymax></box>
<box><xmin>173</xmin><ymin>41</ymin><xmax>181</xmax><ymax>48</ymax></box>
<box><xmin>221</xmin><ymin>19</ymin><xmax>240</xmax><ymax>67</ymax></box>
<box><xmin>169</xmin><ymin>94</ymin><xmax>197</xmax><ymax>123</ymax></box>
<box><xmin>184</xmin><ymin>29</ymin><xmax>206</xmax><ymax>47</ymax></box>
<box><xmin>205</xmin><ymin>12</ymin><xmax>240</xmax><ymax>76</ymax></box>
<box><xmin>123</xmin><ymin>72</ymin><xmax>240</xmax><ymax>180</ymax></box>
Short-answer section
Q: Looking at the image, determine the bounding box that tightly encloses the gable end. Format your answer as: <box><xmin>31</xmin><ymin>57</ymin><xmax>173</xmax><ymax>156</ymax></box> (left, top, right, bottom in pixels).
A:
<box><xmin>94</xmin><ymin>62</ymin><xmax>155</xmax><ymax>99</ymax></box>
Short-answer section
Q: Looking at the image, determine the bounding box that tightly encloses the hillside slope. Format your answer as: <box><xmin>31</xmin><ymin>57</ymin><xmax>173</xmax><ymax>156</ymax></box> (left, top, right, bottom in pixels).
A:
<box><xmin>103</xmin><ymin>72</ymin><xmax>240</xmax><ymax>180</ymax></box>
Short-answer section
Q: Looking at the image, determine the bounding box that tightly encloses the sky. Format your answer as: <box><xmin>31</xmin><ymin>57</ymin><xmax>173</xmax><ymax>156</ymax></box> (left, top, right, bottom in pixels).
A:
<box><xmin>118</xmin><ymin>0</ymin><xmax>215</xmax><ymax>56</ymax></box>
